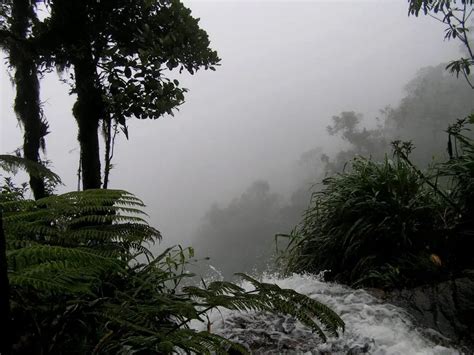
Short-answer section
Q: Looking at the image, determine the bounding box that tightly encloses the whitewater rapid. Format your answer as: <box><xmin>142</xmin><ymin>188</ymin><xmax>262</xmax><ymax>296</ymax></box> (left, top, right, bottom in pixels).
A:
<box><xmin>191</xmin><ymin>273</ymin><xmax>461</xmax><ymax>354</ymax></box>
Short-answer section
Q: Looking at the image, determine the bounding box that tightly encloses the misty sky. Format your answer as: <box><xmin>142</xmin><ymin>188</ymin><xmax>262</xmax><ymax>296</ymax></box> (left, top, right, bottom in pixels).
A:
<box><xmin>0</xmin><ymin>1</ymin><xmax>462</xmax><ymax>249</ymax></box>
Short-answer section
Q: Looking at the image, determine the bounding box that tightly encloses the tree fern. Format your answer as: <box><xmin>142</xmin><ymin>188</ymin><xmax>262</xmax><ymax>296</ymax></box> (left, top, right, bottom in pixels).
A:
<box><xmin>3</xmin><ymin>189</ymin><xmax>160</xmax><ymax>260</ymax></box>
<box><xmin>1</xmin><ymin>186</ymin><xmax>343</xmax><ymax>354</ymax></box>
<box><xmin>8</xmin><ymin>245</ymin><xmax>123</xmax><ymax>295</ymax></box>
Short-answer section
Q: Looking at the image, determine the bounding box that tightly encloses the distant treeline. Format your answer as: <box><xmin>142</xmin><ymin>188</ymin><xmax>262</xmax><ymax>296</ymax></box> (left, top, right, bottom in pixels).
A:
<box><xmin>193</xmin><ymin>63</ymin><xmax>474</xmax><ymax>279</ymax></box>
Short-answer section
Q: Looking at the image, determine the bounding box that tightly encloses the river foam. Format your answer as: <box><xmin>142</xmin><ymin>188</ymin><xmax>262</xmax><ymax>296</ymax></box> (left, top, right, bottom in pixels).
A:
<box><xmin>191</xmin><ymin>273</ymin><xmax>461</xmax><ymax>354</ymax></box>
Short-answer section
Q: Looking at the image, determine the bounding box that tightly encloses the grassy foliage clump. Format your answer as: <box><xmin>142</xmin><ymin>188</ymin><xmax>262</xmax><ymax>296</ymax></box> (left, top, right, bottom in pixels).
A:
<box><xmin>438</xmin><ymin>117</ymin><xmax>474</xmax><ymax>272</ymax></box>
<box><xmin>283</xmin><ymin>118</ymin><xmax>474</xmax><ymax>289</ymax></box>
<box><xmin>283</xmin><ymin>153</ymin><xmax>450</xmax><ymax>289</ymax></box>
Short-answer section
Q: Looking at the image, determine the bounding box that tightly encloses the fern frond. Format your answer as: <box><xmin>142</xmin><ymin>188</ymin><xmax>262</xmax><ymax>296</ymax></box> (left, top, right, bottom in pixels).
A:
<box><xmin>2</xmin><ymin>189</ymin><xmax>161</xmax><ymax>256</ymax></box>
<box><xmin>184</xmin><ymin>273</ymin><xmax>345</xmax><ymax>342</ymax></box>
<box><xmin>0</xmin><ymin>198</ymin><xmax>35</xmax><ymax>212</ymax></box>
<box><xmin>7</xmin><ymin>245</ymin><xmax>123</xmax><ymax>271</ymax></box>
<box><xmin>7</xmin><ymin>245</ymin><xmax>124</xmax><ymax>296</ymax></box>
<box><xmin>172</xmin><ymin>329</ymin><xmax>248</xmax><ymax>355</ymax></box>
<box><xmin>0</xmin><ymin>154</ymin><xmax>62</xmax><ymax>186</ymax></box>
<box><xmin>9</xmin><ymin>273</ymin><xmax>92</xmax><ymax>294</ymax></box>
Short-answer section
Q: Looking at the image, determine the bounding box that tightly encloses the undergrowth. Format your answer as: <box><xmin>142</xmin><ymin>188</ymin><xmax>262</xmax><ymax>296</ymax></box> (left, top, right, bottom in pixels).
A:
<box><xmin>0</xmin><ymin>165</ymin><xmax>344</xmax><ymax>354</ymax></box>
<box><xmin>281</xmin><ymin>118</ymin><xmax>474</xmax><ymax>289</ymax></box>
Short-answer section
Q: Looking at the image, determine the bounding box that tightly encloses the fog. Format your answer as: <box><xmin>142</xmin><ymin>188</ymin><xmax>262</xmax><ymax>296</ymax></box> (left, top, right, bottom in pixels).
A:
<box><xmin>0</xmin><ymin>1</ymin><xmax>466</xmax><ymax>277</ymax></box>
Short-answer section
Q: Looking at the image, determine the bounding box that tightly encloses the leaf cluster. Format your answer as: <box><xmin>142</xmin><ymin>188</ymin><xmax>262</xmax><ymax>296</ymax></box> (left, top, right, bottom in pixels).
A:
<box><xmin>408</xmin><ymin>0</ymin><xmax>474</xmax><ymax>88</ymax></box>
<box><xmin>408</xmin><ymin>0</ymin><xmax>474</xmax><ymax>16</ymax></box>
<box><xmin>35</xmin><ymin>0</ymin><xmax>220</xmax><ymax>130</ymax></box>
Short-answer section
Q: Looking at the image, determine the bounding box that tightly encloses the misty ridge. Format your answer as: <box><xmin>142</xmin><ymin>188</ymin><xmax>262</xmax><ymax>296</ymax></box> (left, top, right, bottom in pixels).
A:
<box><xmin>193</xmin><ymin>63</ymin><xmax>474</xmax><ymax>280</ymax></box>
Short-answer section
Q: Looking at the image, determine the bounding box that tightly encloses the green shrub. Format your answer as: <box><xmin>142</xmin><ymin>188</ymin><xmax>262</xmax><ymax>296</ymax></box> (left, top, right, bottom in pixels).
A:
<box><xmin>438</xmin><ymin>117</ymin><xmax>474</xmax><ymax>272</ymax></box>
<box><xmin>282</xmin><ymin>154</ymin><xmax>448</xmax><ymax>289</ymax></box>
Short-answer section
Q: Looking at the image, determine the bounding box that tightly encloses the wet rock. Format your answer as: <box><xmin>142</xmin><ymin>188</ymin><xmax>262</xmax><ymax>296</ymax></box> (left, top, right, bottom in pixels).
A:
<box><xmin>346</xmin><ymin>342</ymin><xmax>370</xmax><ymax>354</ymax></box>
<box><xmin>384</xmin><ymin>271</ymin><xmax>474</xmax><ymax>350</ymax></box>
<box><xmin>365</xmin><ymin>288</ymin><xmax>386</xmax><ymax>299</ymax></box>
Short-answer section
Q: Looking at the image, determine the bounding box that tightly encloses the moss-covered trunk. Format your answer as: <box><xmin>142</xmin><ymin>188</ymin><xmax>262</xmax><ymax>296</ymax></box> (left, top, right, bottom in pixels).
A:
<box><xmin>70</xmin><ymin>2</ymin><xmax>104</xmax><ymax>191</ymax></box>
<box><xmin>10</xmin><ymin>0</ymin><xmax>48</xmax><ymax>200</ymax></box>
<box><xmin>73</xmin><ymin>51</ymin><xmax>103</xmax><ymax>190</ymax></box>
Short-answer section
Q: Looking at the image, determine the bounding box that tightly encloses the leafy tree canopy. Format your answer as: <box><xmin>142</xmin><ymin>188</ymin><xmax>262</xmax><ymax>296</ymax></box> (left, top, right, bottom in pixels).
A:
<box><xmin>38</xmin><ymin>0</ymin><xmax>219</xmax><ymax>130</ymax></box>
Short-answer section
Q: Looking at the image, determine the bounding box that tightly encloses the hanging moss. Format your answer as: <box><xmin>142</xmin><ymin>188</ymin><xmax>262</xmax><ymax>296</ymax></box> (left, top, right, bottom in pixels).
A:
<box><xmin>7</xmin><ymin>0</ymin><xmax>49</xmax><ymax>199</ymax></box>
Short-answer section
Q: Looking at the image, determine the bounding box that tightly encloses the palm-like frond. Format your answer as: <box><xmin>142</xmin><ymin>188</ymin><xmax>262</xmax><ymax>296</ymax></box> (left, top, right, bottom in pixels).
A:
<box><xmin>2</xmin><ymin>189</ymin><xmax>154</xmax><ymax>298</ymax></box>
<box><xmin>184</xmin><ymin>273</ymin><xmax>344</xmax><ymax>342</ymax></box>
<box><xmin>0</xmin><ymin>154</ymin><xmax>62</xmax><ymax>187</ymax></box>
<box><xmin>3</xmin><ymin>189</ymin><xmax>160</xmax><ymax>260</ymax></box>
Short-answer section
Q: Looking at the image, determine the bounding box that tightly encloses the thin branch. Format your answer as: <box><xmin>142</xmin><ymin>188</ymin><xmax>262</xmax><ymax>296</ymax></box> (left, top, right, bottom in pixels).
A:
<box><xmin>465</xmin><ymin>8</ymin><xmax>473</xmax><ymax>21</ymax></box>
<box><xmin>395</xmin><ymin>149</ymin><xmax>460</xmax><ymax>212</ymax></box>
<box><xmin>462</xmin><ymin>3</ymin><xmax>474</xmax><ymax>59</ymax></box>
<box><xmin>77</xmin><ymin>156</ymin><xmax>82</xmax><ymax>191</ymax></box>
<box><xmin>102</xmin><ymin>116</ymin><xmax>119</xmax><ymax>189</ymax></box>
<box><xmin>427</xmin><ymin>12</ymin><xmax>446</xmax><ymax>24</ymax></box>
<box><xmin>462</xmin><ymin>70</ymin><xmax>474</xmax><ymax>88</ymax></box>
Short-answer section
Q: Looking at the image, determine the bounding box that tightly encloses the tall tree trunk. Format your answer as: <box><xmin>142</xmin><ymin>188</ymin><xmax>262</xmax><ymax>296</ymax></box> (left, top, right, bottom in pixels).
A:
<box><xmin>103</xmin><ymin>114</ymin><xmax>118</xmax><ymax>189</ymax></box>
<box><xmin>49</xmin><ymin>0</ymin><xmax>104</xmax><ymax>190</ymax></box>
<box><xmin>14</xmin><ymin>55</ymin><xmax>48</xmax><ymax>200</ymax></box>
<box><xmin>10</xmin><ymin>0</ymin><xmax>48</xmax><ymax>200</ymax></box>
<box><xmin>0</xmin><ymin>209</ymin><xmax>11</xmax><ymax>354</ymax></box>
<box><xmin>72</xmin><ymin>48</ymin><xmax>103</xmax><ymax>190</ymax></box>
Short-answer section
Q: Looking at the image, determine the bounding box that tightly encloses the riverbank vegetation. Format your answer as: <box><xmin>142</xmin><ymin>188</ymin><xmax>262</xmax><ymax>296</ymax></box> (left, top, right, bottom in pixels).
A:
<box><xmin>282</xmin><ymin>121</ymin><xmax>474</xmax><ymax>288</ymax></box>
<box><xmin>281</xmin><ymin>0</ymin><xmax>474</xmax><ymax>290</ymax></box>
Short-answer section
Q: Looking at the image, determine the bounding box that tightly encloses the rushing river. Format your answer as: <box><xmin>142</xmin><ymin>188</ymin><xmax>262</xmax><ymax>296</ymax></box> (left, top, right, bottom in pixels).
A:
<box><xmin>191</xmin><ymin>273</ymin><xmax>461</xmax><ymax>354</ymax></box>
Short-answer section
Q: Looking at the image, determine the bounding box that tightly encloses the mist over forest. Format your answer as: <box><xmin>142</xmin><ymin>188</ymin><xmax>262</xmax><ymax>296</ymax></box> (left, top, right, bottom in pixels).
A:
<box><xmin>192</xmin><ymin>63</ymin><xmax>474</xmax><ymax>279</ymax></box>
<box><xmin>1</xmin><ymin>1</ymin><xmax>470</xmax><ymax>278</ymax></box>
